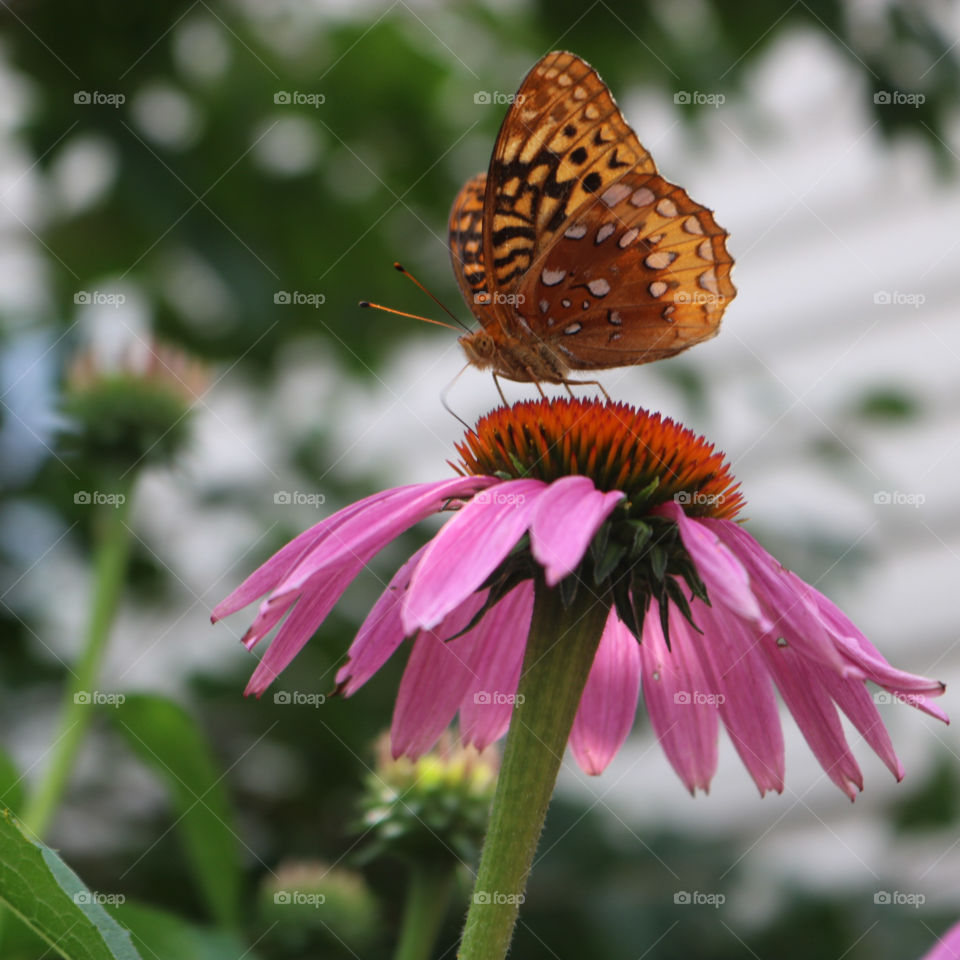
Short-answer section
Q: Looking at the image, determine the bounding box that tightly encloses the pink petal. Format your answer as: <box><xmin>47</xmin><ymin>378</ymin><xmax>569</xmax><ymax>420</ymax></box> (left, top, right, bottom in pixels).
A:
<box><xmin>241</xmin><ymin>593</ymin><xmax>298</xmax><ymax>651</ymax></box>
<box><xmin>402</xmin><ymin>479</ymin><xmax>547</xmax><ymax>633</ymax></box>
<box><xmin>335</xmin><ymin>545</ymin><xmax>429</xmax><ymax>696</ymax></box>
<box><xmin>273</xmin><ymin>476</ymin><xmax>496</xmax><ymax>603</ymax></box>
<box><xmin>459</xmin><ymin>582</ymin><xmax>534</xmax><ymax>751</ymax></box>
<box><xmin>390</xmin><ymin>592</ymin><xmax>490</xmax><ymax>759</ymax></box>
<box><xmin>812</xmin><ymin>664</ymin><xmax>904</xmax><ymax>781</ymax></box>
<box><xmin>212</xmin><ymin>491</ymin><xmax>392</xmax><ymax>621</ymax></box>
<box><xmin>756</xmin><ymin>631</ymin><xmax>864</xmax><ymax>800</ymax></box>
<box><xmin>640</xmin><ymin>601</ymin><xmax>719</xmax><ymax>794</ymax></box>
<box><xmin>708</xmin><ymin>520</ymin><xmax>849</xmax><ymax>675</ymax></box>
<box><xmin>657</xmin><ymin>502</ymin><xmax>763</xmax><ymax>623</ymax></box>
<box><xmin>569</xmin><ymin>608</ymin><xmax>641</xmax><ymax>775</ymax></box>
<box><xmin>529</xmin><ymin>477</ymin><xmax>624</xmax><ymax>587</ymax></box>
<box><xmin>244</xmin><ymin>563</ymin><xmax>359</xmax><ymax>696</ymax></box>
<box><xmin>921</xmin><ymin>920</ymin><xmax>960</xmax><ymax>960</ymax></box>
<box><xmin>689</xmin><ymin>599</ymin><xmax>785</xmax><ymax>795</ymax></box>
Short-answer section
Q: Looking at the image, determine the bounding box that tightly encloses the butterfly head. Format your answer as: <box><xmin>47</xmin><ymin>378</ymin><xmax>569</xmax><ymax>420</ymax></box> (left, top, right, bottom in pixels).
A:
<box><xmin>458</xmin><ymin>329</ymin><xmax>497</xmax><ymax>370</ymax></box>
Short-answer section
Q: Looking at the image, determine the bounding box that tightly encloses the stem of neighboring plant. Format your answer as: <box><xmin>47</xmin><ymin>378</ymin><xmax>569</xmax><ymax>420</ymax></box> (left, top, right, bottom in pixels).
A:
<box><xmin>458</xmin><ymin>578</ymin><xmax>609</xmax><ymax>960</ymax></box>
<box><xmin>393</xmin><ymin>863</ymin><xmax>456</xmax><ymax>960</ymax></box>
<box><xmin>22</xmin><ymin>485</ymin><xmax>134</xmax><ymax>839</ymax></box>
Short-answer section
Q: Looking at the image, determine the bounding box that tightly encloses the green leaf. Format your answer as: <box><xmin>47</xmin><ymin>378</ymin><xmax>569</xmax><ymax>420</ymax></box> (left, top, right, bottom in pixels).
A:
<box><xmin>0</xmin><ymin>809</ymin><xmax>141</xmax><ymax>960</ymax></box>
<box><xmin>0</xmin><ymin>746</ymin><xmax>25</xmax><ymax>814</ymax></box>
<box><xmin>111</xmin><ymin>695</ymin><xmax>242</xmax><ymax>929</ymax></box>
<box><xmin>109</xmin><ymin>900</ymin><xmax>256</xmax><ymax>960</ymax></box>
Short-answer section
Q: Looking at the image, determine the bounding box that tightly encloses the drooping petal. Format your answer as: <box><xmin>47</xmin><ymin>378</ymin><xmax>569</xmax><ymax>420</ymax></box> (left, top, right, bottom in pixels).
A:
<box><xmin>812</xmin><ymin>663</ymin><xmax>904</xmax><ymax>781</ymax></box>
<box><xmin>920</xmin><ymin>920</ymin><xmax>960</xmax><ymax>960</ymax></box>
<box><xmin>272</xmin><ymin>476</ymin><xmax>497</xmax><ymax>603</ymax></box>
<box><xmin>390</xmin><ymin>592</ymin><xmax>490</xmax><ymax>759</ymax></box>
<box><xmin>756</xmin><ymin>631</ymin><xmax>864</xmax><ymax>800</ymax></box>
<box><xmin>335</xmin><ymin>545</ymin><xmax>429</xmax><ymax>696</ymax></box>
<box><xmin>689</xmin><ymin>598</ymin><xmax>785</xmax><ymax>795</ymax></box>
<box><xmin>402</xmin><ymin>478</ymin><xmax>547</xmax><ymax>633</ymax></box>
<box><xmin>569</xmin><ymin>608</ymin><xmax>641</xmax><ymax>775</ymax></box>
<box><xmin>708</xmin><ymin>519</ymin><xmax>849</xmax><ymax>674</ymax></box>
<box><xmin>458</xmin><ymin>582</ymin><xmax>534</xmax><ymax>751</ymax></box>
<box><xmin>639</xmin><ymin>601</ymin><xmax>718</xmax><ymax>794</ymax></box>
<box><xmin>657</xmin><ymin>502</ymin><xmax>763</xmax><ymax>623</ymax></box>
<box><xmin>244</xmin><ymin>563</ymin><xmax>360</xmax><ymax>696</ymax></box>
<box><xmin>529</xmin><ymin>476</ymin><xmax>624</xmax><ymax>586</ymax></box>
<box><xmin>798</xmin><ymin>578</ymin><xmax>947</xmax><ymax>712</ymax></box>
<box><xmin>212</xmin><ymin>491</ymin><xmax>393</xmax><ymax>621</ymax></box>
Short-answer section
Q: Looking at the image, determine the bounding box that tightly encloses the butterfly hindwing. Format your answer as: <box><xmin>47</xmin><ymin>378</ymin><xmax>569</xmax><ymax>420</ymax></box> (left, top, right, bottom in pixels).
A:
<box><xmin>448</xmin><ymin>172</ymin><xmax>491</xmax><ymax>312</ymax></box>
<box><xmin>519</xmin><ymin>170</ymin><xmax>735</xmax><ymax>368</ymax></box>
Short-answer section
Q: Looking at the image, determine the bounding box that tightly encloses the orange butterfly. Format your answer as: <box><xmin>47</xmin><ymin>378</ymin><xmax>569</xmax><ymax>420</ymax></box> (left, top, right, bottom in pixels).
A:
<box><xmin>450</xmin><ymin>51</ymin><xmax>735</xmax><ymax>391</ymax></box>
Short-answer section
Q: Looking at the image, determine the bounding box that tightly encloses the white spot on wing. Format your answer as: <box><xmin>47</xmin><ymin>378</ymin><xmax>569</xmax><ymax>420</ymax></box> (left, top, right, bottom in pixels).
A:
<box><xmin>619</xmin><ymin>228</ymin><xmax>639</xmax><ymax>248</ymax></box>
<box><xmin>541</xmin><ymin>267</ymin><xmax>566</xmax><ymax>286</ymax></box>
<box><xmin>648</xmin><ymin>280</ymin><xmax>668</xmax><ymax>298</ymax></box>
<box><xmin>564</xmin><ymin>322</ymin><xmax>582</xmax><ymax>335</ymax></box>
<box><xmin>600</xmin><ymin>183</ymin><xmax>632</xmax><ymax>207</ymax></box>
<box><xmin>587</xmin><ymin>278</ymin><xmax>611</xmax><ymax>297</ymax></box>
<box><xmin>564</xmin><ymin>223</ymin><xmax>588</xmax><ymax>240</ymax></box>
<box><xmin>656</xmin><ymin>198</ymin><xmax>678</xmax><ymax>217</ymax></box>
<box><xmin>630</xmin><ymin>187</ymin><xmax>655</xmax><ymax>207</ymax></box>
<box><xmin>645</xmin><ymin>251</ymin><xmax>677</xmax><ymax>270</ymax></box>
<box><xmin>608</xmin><ymin>310</ymin><xmax>622</xmax><ymax>325</ymax></box>
<box><xmin>595</xmin><ymin>223</ymin><xmax>615</xmax><ymax>244</ymax></box>
<box><xmin>699</xmin><ymin>269</ymin><xmax>720</xmax><ymax>295</ymax></box>
<box><xmin>683</xmin><ymin>216</ymin><xmax>704</xmax><ymax>234</ymax></box>
<box><xmin>539</xmin><ymin>299</ymin><xmax>550</xmax><ymax>313</ymax></box>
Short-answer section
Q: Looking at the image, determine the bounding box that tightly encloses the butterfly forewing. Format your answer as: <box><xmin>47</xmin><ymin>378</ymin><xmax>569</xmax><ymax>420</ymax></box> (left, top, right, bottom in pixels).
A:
<box><xmin>482</xmin><ymin>51</ymin><xmax>657</xmax><ymax>295</ymax></box>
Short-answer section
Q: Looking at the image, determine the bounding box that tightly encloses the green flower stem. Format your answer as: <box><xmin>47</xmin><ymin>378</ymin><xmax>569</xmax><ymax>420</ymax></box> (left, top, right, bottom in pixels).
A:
<box><xmin>394</xmin><ymin>863</ymin><xmax>456</xmax><ymax>960</ymax></box>
<box><xmin>458</xmin><ymin>578</ymin><xmax>609</xmax><ymax>960</ymax></box>
<box><xmin>22</xmin><ymin>485</ymin><xmax>134</xmax><ymax>838</ymax></box>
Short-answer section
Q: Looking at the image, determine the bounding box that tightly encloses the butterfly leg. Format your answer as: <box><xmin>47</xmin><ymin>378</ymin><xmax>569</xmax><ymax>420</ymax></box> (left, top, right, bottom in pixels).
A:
<box><xmin>492</xmin><ymin>373</ymin><xmax>508</xmax><ymax>407</ymax></box>
<box><xmin>562</xmin><ymin>378</ymin><xmax>611</xmax><ymax>402</ymax></box>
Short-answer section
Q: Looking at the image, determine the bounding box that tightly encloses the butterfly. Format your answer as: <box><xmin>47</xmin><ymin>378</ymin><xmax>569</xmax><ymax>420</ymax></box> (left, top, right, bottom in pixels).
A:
<box><xmin>449</xmin><ymin>50</ymin><xmax>735</xmax><ymax>391</ymax></box>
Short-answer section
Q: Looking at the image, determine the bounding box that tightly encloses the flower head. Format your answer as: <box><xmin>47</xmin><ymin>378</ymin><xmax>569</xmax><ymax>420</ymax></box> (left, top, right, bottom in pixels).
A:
<box><xmin>214</xmin><ymin>398</ymin><xmax>947</xmax><ymax>798</ymax></box>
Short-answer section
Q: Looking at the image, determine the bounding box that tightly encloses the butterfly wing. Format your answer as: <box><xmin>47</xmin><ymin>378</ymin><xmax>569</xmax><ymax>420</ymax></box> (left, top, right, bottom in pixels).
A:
<box><xmin>481</xmin><ymin>50</ymin><xmax>657</xmax><ymax>299</ymax></box>
<box><xmin>448</xmin><ymin>172</ymin><xmax>493</xmax><ymax>316</ymax></box>
<box><xmin>520</xmin><ymin>170</ymin><xmax>735</xmax><ymax>369</ymax></box>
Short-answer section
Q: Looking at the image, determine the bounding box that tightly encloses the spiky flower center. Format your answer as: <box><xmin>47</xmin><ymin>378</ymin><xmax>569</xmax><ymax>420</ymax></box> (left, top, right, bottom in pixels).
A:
<box><xmin>455</xmin><ymin>398</ymin><xmax>742</xmax><ymax>520</ymax></box>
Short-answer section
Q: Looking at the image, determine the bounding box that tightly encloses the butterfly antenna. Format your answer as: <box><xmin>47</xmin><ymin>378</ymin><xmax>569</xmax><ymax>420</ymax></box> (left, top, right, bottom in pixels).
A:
<box><xmin>358</xmin><ymin>301</ymin><xmax>460</xmax><ymax>331</ymax></box>
<box><xmin>393</xmin><ymin>262</ymin><xmax>470</xmax><ymax>332</ymax></box>
<box><xmin>440</xmin><ymin>362</ymin><xmax>472</xmax><ymax>430</ymax></box>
